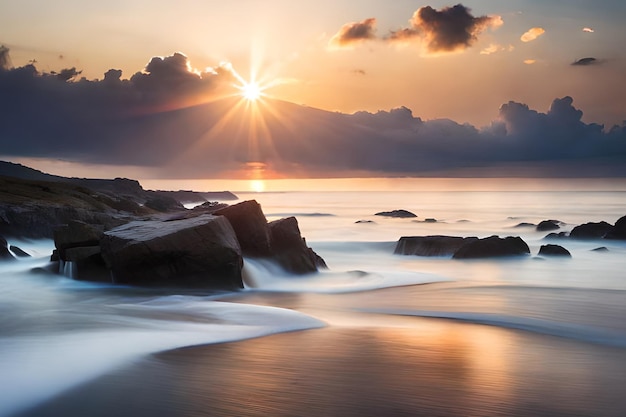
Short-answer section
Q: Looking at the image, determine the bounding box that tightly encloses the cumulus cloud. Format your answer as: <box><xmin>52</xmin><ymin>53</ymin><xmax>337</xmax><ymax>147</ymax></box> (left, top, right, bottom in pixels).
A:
<box><xmin>0</xmin><ymin>49</ymin><xmax>625</xmax><ymax>178</ymax></box>
<box><xmin>329</xmin><ymin>18</ymin><xmax>377</xmax><ymax>48</ymax></box>
<box><xmin>520</xmin><ymin>27</ymin><xmax>545</xmax><ymax>42</ymax></box>
<box><xmin>388</xmin><ymin>4</ymin><xmax>503</xmax><ymax>53</ymax></box>
<box><xmin>572</xmin><ymin>57</ymin><xmax>599</xmax><ymax>66</ymax></box>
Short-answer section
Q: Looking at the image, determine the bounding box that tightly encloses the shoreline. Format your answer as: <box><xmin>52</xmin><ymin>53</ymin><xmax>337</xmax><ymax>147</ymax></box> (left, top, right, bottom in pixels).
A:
<box><xmin>16</xmin><ymin>320</ymin><xmax>626</xmax><ymax>417</ymax></box>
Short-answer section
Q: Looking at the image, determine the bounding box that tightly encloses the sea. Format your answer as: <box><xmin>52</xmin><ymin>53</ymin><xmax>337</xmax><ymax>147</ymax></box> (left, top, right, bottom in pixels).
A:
<box><xmin>1</xmin><ymin>178</ymin><xmax>626</xmax><ymax>416</ymax></box>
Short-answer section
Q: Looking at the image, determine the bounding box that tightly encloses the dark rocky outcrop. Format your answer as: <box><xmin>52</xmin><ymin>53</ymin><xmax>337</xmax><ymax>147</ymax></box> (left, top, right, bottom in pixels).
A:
<box><xmin>52</xmin><ymin>220</ymin><xmax>108</xmax><ymax>281</ymax></box>
<box><xmin>536</xmin><ymin>220</ymin><xmax>561</xmax><ymax>232</ymax></box>
<box><xmin>605</xmin><ymin>215</ymin><xmax>626</xmax><ymax>240</ymax></box>
<box><xmin>268</xmin><ymin>217</ymin><xmax>327</xmax><ymax>273</ymax></box>
<box><xmin>0</xmin><ymin>235</ymin><xmax>14</xmax><ymax>260</ymax></box>
<box><xmin>355</xmin><ymin>220</ymin><xmax>375</xmax><ymax>224</ymax></box>
<box><xmin>395</xmin><ymin>236</ymin><xmax>478</xmax><ymax>257</ymax></box>
<box><xmin>215</xmin><ymin>201</ymin><xmax>325</xmax><ymax>273</ymax></box>
<box><xmin>100</xmin><ymin>214</ymin><xmax>243</xmax><ymax>289</ymax></box>
<box><xmin>374</xmin><ymin>209</ymin><xmax>417</xmax><ymax>218</ymax></box>
<box><xmin>9</xmin><ymin>245</ymin><xmax>30</xmax><ymax>257</ymax></box>
<box><xmin>452</xmin><ymin>236</ymin><xmax>530</xmax><ymax>259</ymax></box>
<box><xmin>538</xmin><ymin>244</ymin><xmax>571</xmax><ymax>257</ymax></box>
<box><xmin>569</xmin><ymin>221</ymin><xmax>613</xmax><ymax>239</ymax></box>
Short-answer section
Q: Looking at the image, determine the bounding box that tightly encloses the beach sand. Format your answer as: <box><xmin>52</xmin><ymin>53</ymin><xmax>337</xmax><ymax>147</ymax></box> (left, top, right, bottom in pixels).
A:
<box><xmin>16</xmin><ymin>317</ymin><xmax>626</xmax><ymax>417</ymax></box>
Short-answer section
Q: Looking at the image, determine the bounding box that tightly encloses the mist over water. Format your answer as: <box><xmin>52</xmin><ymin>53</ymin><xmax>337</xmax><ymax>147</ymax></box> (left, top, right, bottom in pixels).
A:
<box><xmin>2</xmin><ymin>178</ymin><xmax>626</xmax><ymax>416</ymax></box>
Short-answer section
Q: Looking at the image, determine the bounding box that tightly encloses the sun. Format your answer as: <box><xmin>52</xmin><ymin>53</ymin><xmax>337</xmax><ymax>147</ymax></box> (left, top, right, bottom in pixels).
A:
<box><xmin>240</xmin><ymin>81</ymin><xmax>262</xmax><ymax>101</ymax></box>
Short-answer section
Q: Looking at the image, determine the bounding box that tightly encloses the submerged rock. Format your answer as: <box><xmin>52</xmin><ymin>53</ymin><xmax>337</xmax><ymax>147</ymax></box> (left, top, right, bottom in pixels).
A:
<box><xmin>592</xmin><ymin>247</ymin><xmax>609</xmax><ymax>252</ymax></box>
<box><xmin>536</xmin><ymin>220</ymin><xmax>561</xmax><ymax>232</ymax></box>
<box><xmin>374</xmin><ymin>209</ymin><xmax>417</xmax><ymax>218</ymax></box>
<box><xmin>538</xmin><ymin>244</ymin><xmax>571</xmax><ymax>257</ymax></box>
<box><xmin>395</xmin><ymin>236</ymin><xmax>478</xmax><ymax>257</ymax></box>
<box><xmin>100</xmin><ymin>214</ymin><xmax>243</xmax><ymax>289</ymax></box>
<box><xmin>9</xmin><ymin>245</ymin><xmax>30</xmax><ymax>257</ymax></box>
<box><xmin>452</xmin><ymin>236</ymin><xmax>530</xmax><ymax>259</ymax></box>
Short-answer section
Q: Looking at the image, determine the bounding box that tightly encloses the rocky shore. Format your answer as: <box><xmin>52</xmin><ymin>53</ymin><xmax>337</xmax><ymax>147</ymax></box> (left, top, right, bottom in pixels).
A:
<box><xmin>0</xmin><ymin>163</ymin><xmax>325</xmax><ymax>290</ymax></box>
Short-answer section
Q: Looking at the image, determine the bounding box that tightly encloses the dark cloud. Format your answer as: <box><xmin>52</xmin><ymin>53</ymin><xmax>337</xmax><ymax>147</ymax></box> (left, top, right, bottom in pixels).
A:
<box><xmin>53</xmin><ymin>67</ymin><xmax>81</xmax><ymax>81</ymax></box>
<box><xmin>330</xmin><ymin>18</ymin><xmax>377</xmax><ymax>47</ymax></box>
<box><xmin>572</xmin><ymin>57</ymin><xmax>599</xmax><ymax>66</ymax></box>
<box><xmin>388</xmin><ymin>4</ymin><xmax>503</xmax><ymax>53</ymax></box>
<box><xmin>0</xmin><ymin>49</ymin><xmax>624</xmax><ymax>178</ymax></box>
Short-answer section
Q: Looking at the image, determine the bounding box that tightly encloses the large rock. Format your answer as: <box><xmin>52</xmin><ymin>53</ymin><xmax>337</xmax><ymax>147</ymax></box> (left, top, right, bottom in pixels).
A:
<box><xmin>53</xmin><ymin>220</ymin><xmax>104</xmax><ymax>257</ymax></box>
<box><xmin>268</xmin><ymin>216</ymin><xmax>326</xmax><ymax>273</ymax></box>
<box><xmin>452</xmin><ymin>236</ymin><xmax>530</xmax><ymax>259</ymax></box>
<box><xmin>375</xmin><ymin>209</ymin><xmax>417</xmax><ymax>218</ymax></box>
<box><xmin>538</xmin><ymin>244</ymin><xmax>571</xmax><ymax>257</ymax></box>
<box><xmin>100</xmin><ymin>214</ymin><xmax>243</xmax><ymax>289</ymax></box>
<box><xmin>395</xmin><ymin>236</ymin><xmax>479</xmax><ymax>257</ymax></box>
<box><xmin>605</xmin><ymin>215</ymin><xmax>626</xmax><ymax>240</ymax></box>
<box><xmin>9</xmin><ymin>245</ymin><xmax>30</xmax><ymax>257</ymax></box>
<box><xmin>214</xmin><ymin>200</ymin><xmax>272</xmax><ymax>257</ymax></box>
<box><xmin>569</xmin><ymin>221</ymin><xmax>613</xmax><ymax>239</ymax></box>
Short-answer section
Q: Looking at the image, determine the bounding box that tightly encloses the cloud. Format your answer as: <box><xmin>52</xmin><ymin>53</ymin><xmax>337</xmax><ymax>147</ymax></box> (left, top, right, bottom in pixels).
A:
<box><xmin>329</xmin><ymin>18</ymin><xmax>377</xmax><ymax>48</ymax></box>
<box><xmin>582</xmin><ymin>27</ymin><xmax>594</xmax><ymax>33</ymax></box>
<box><xmin>480</xmin><ymin>43</ymin><xmax>514</xmax><ymax>55</ymax></box>
<box><xmin>572</xmin><ymin>57</ymin><xmax>599</xmax><ymax>66</ymax></box>
<box><xmin>520</xmin><ymin>27</ymin><xmax>545</xmax><ymax>42</ymax></box>
<box><xmin>388</xmin><ymin>4</ymin><xmax>503</xmax><ymax>53</ymax></box>
<box><xmin>523</xmin><ymin>59</ymin><xmax>537</xmax><ymax>65</ymax></box>
<box><xmin>0</xmin><ymin>49</ymin><xmax>625</xmax><ymax>178</ymax></box>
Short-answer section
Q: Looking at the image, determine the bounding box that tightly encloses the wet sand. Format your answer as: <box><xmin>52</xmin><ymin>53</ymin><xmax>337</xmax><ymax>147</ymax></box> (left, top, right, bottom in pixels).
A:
<box><xmin>16</xmin><ymin>319</ymin><xmax>626</xmax><ymax>417</ymax></box>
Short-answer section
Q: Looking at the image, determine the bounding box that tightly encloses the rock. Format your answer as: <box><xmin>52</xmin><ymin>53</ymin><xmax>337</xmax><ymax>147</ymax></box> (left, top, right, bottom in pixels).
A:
<box><xmin>0</xmin><ymin>235</ymin><xmax>14</xmax><ymax>260</ymax></box>
<box><xmin>395</xmin><ymin>236</ymin><xmax>478</xmax><ymax>257</ymax></box>
<box><xmin>355</xmin><ymin>220</ymin><xmax>375</xmax><ymax>224</ymax></box>
<box><xmin>514</xmin><ymin>222</ymin><xmax>535</xmax><ymax>228</ymax></box>
<box><xmin>536</xmin><ymin>220</ymin><xmax>561</xmax><ymax>232</ymax></box>
<box><xmin>214</xmin><ymin>200</ymin><xmax>272</xmax><ymax>257</ymax></box>
<box><xmin>63</xmin><ymin>246</ymin><xmax>110</xmax><ymax>281</ymax></box>
<box><xmin>268</xmin><ymin>216</ymin><xmax>327</xmax><ymax>273</ymax></box>
<box><xmin>544</xmin><ymin>232</ymin><xmax>568</xmax><ymax>239</ymax></box>
<box><xmin>538</xmin><ymin>244</ymin><xmax>571</xmax><ymax>257</ymax></box>
<box><xmin>374</xmin><ymin>209</ymin><xmax>417</xmax><ymax>218</ymax></box>
<box><xmin>53</xmin><ymin>220</ymin><xmax>104</xmax><ymax>258</ymax></box>
<box><xmin>423</xmin><ymin>218</ymin><xmax>437</xmax><ymax>223</ymax></box>
<box><xmin>452</xmin><ymin>236</ymin><xmax>530</xmax><ymax>259</ymax></box>
<box><xmin>569</xmin><ymin>221</ymin><xmax>613</xmax><ymax>239</ymax></box>
<box><xmin>100</xmin><ymin>214</ymin><xmax>243</xmax><ymax>289</ymax></box>
<box><xmin>9</xmin><ymin>245</ymin><xmax>30</xmax><ymax>257</ymax></box>
<box><xmin>592</xmin><ymin>247</ymin><xmax>609</xmax><ymax>252</ymax></box>
<box><xmin>605</xmin><ymin>215</ymin><xmax>626</xmax><ymax>240</ymax></box>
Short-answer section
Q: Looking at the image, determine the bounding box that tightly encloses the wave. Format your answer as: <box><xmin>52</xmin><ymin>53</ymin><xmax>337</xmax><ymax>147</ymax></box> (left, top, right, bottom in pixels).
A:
<box><xmin>242</xmin><ymin>258</ymin><xmax>448</xmax><ymax>294</ymax></box>
<box><xmin>361</xmin><ymin>308</ymin><xmax>626</xmax><ymax>348</ymax></box>
<box><xmin>0</xmin><ymin>293</ymin><xmax>324</xmax><ymax>417</ymax></box>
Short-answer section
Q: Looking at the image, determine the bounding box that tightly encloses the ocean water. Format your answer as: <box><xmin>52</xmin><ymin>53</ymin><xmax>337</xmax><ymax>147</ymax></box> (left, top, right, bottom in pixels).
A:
<box><xmin>2</xmin><ymin>179</ymin><xmax>626</xmax><ymax>416</ymax></box>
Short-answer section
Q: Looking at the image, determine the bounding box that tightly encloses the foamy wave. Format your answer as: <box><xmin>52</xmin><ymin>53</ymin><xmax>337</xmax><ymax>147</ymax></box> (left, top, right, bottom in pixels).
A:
<box><xmin>243</xmin><ymin>258</ymin><xmax>447</xmax><ymax>294</ymax></box>
<box><xmin>0</xmin><ymin>299</ymin><xmax>324</xmax><ymax>417</ymax></box>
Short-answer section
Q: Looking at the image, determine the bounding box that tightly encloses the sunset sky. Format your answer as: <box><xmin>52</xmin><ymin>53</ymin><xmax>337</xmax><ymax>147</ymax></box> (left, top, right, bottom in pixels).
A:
<box><xmin>1</xmin><ymin>1</ymin><xmax>625</xmax><ymax>183</ymax></box>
